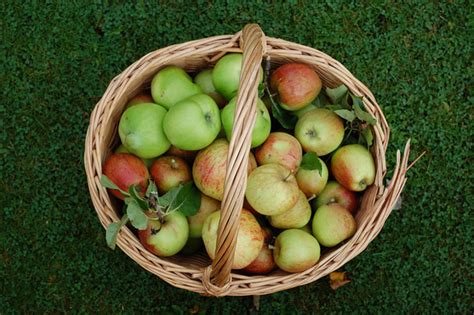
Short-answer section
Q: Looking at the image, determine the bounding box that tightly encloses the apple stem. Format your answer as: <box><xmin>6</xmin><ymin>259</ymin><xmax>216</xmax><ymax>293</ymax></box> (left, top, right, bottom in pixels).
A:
<box><xmin>307</xmin><ymin>194</ymin><xmax>316</xmax><ymax>202</ymax></box>
<box><xmin>283</xmin><ymin>171</ymin><xmax>293</xmax><ymax>181</ymax></box>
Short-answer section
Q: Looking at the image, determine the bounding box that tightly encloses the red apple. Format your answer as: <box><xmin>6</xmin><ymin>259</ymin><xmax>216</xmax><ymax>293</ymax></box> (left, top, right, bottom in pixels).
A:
<box><xmin>242</xmin><ymin>227</ymin><xmax>276</xmax><ymax>274</ymax></box>
<box><xmin>166</xmin><ymin>145</ymin><xmax>197</xmax><ymax>163</ymax></box>
<box><xmin>255</xmin><ymin>132</ymin><xmax>303</xmax><ymax>172</ymax></box>
<box><xmin>102</xmin><ymin>153</ymin><xmax>149</xmax><ymax>200</ymax></box>
<box><xmin>193</xmin><ymin>139</ymin><xmax>257</xmax><ymax>201</ymax></box>
<box><xmin>314</xmin><ymin>181</ymin><xmax>358</xmax><ymax>214</ymax></box>
<box><xmin>270</xmin><ymin>63</ymin><xmax>322</xmax><ymax>111</ymax></box>
<box><xmin>150</xmin><ymin>156</ymin><xmax>191</xmax><ymax>194</ymax></box>
<box><xmin>331</xmin><ymin>144</ymin><xmax>376</xmax><ymax>192</ymax></box>
<box><xmin>127</xmin><ymin>93</ymin><xmax>154</xmax><ymax>107</ymax></box>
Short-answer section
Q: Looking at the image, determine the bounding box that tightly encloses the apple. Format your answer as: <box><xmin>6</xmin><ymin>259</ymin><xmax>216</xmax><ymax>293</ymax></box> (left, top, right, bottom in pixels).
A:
<box><xmin>202</xmin><ymin>209</ymin><xmax>264</xmax><ymax>269</ymax></box>
<box><xmin>242</xmin><ymin>227</ymin><xmax>276</xmax><ymax>274</ymax></box>
<box><xmin>150</xmin><ymin>156</ymin><xmax>191</xmax><ymax>194</ymax></box>
<box><xmin>194</xmin><ymin>69</ymin><xmax>227</xmax><ymax>107</ymax></box>
<box><xmin>119</xmin><ymin>103</ymin><xmax>170</xmax><ymax>159</ymax></box>
<box><xmin>270</xmin><ymin>63</ymin><xmax>322</xmax><ymax>111</ymax></box>
<box><xmin>151</xmin><ymin>66</ymin><xmax>202</xmax><ymax>109</ymax></box>
<box><xmin>314</xmin><ymin>181</ymin><xmax>358</xmax><ymax>214</ymax></box>
<box><xmin>127</xmin><ymin>93</ymin><xmax>154</xmax><ymax>107</ymax></box>
<box><xmin>312</xmin><ymin>204</ymin><xmax>357</xmax><ymax>247</ymax></box>
<box><xmin>187</xmin><ymin>194</ymin><xmax>221</xmax><ymax>238</ymax></box>
<box><xmin>180</xmin><ymin>237</ymin><xmax>203</xmax><ymax>255</ymax></box>
<box><xmin>299</xmin><ymin>224</ymin><xmax>313</xmax><ymax>234</ymax></box>
<box><xmin>221</xmin><ymin>96</ymin><xmax>271</xmax><ymax>148</ymax></box>
<box><xmin>246</xmin><ymin>164</ymin><xmax>300</xmax><ymax>216</ymax></box>
<box><xmin>295</xmin><ymin>108</ymin><xmax>344</xmax><ymax>156</ymax></box>
<box><xmin>115</xmin><ymin>144</ymin><xmax>154</xmax><ymax>168</ymax></box>
<box><xmin>166</xmin><ymin>145</ymin><xmax>197</xmax><ymax>163</ymax></box>
<box><xmin>268</xmin><ymin>190</ymin><xmax>312</xmax><ymax>229</ymax></box>
<box><xmin>103</xmin><ymin>153</ymin><xmax>149</xmax><ymax>200</ymax></box>
<box><xmin>331</xmin><ymin>144</ymin><xmax>375</xmax><ymax>192</ymax></box>
<box><xmin>192</xmin><ymin>138</ymin><xmax>257</xmax><ymax>201</ymax></box>
<box><xmin>138</xmin><ymin>211</ymin><xmax>189</xmax><ymax>257</ymax></box>
<box><xmin>273</xmin><ymin>229</ymin><xmax>320</xmax><ymax>273</ymax></box>
<box><xmin>212</xmin><ymin>53</ymin><xmax>263</xmax><ymax>100</ymax></box>
<box><xmin>255</xmin><ymin>132</ymin><xmax>303</xmax><ymax>172</ymax></box>
<box><xmin>163</xmin><ymin>94</ymin><xmax>221</xmax><ymax>150</ymax></box>
<box><xmin>293</xmin><ymin>102</ymin><xmax>318</xmax><ymax>118</ymax></box>
<box><xmin>295</xmin><ymin>157</ymin><xmax>329</xmax><ymax>197</ymax></box>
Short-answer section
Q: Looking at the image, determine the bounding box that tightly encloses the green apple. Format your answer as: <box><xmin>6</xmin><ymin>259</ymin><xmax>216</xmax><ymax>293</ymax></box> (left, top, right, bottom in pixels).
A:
<box><xmin>115</xmin><ymin>144</ymin><xmax>154</xmax><ymax>168</ymax></box>
<box><xmin>163</xmin><ymin>94</ymin><xmax>221</xmax><ymax>150</ymax></box>
<box><xmin>193</xmin><ymin>139</ymin><xmax>257</xmax><ymax>201</ymax></box>
<box><xmin>118</xmin><ymin>103</ymin><xmax>170</xmax><ymax>159</ymax></box>
<box><xmin>187</xmin><ymin>194</ymin><xmax>221</xmax><ymax>238</ymax></box>
<box><xmin>273</xmin><ymin>229</ymin><xmax>320</xmax><ymax>273</ymax></box>
<box><xmin>295</xmin><ymin>157</ymin><xmax>329</xmax><ymax>198</ymax></box>
<box><xmin>194</xmin><ymin>69</ymin><xmax>227</xmax><ymax>107</ymax></box>
<box><xmin>299</xmin><ymin>224</ymin><xmax>313</xmax><ymax>234</ymax></box>
<box><xmin>212</xmin><ymin>53</ymin><xmax>263</xmax><ymax>100</ymax></box>
<box><xmin>295</xmin><ymin>108</ymin><xmax>344</xmax><ymax>156</ymax></box>
<box><xmin>221</xmin><ymin>96</ymin><xmax>271</xmax><ymax>148</ymax></box>
<box><xmin>255</xmin><ymin>132</ymin><xmax>303</xmax><ymax>172</ymax></box>
<box><xmin>127</xmin><ymin>93</ymin><xmax>154</xmax><ymax>108</ymax></box>
<box><xmin>246</xmin><ymin>164</ymin><xmax>300</xmax><ymax>216</ymax></box>
<box><xmin>138</xmin><ymin>211</ymin><xmax>189</xmax><ymax>257</ymax></box>
<box><xmin>151</xmin><ymin>66</ymin><xmax>202</xmax><ymax>109</ymax></box>
<box><xmin>314</xmin><ymin>181</ymin><xmax>358</xmax><ymax>214</ymax></box>
<box><xmin>268</xmin><ymin>190</ymin><xmax>312</xmax><ymax>229</ymax></box>
<box><xmin>202</xmin><ymin>209</ymin><xmax>264</xmax><ymax>269</ymax></box>
<box><xmin>331</xmin><ymin>144</ymin><xmax>375</xmax><ymax>192</ymax></box>
<box><xmin>312</xmin><ymin>204</ymin><xmax>357</xmax><ymax>247</ymax></box>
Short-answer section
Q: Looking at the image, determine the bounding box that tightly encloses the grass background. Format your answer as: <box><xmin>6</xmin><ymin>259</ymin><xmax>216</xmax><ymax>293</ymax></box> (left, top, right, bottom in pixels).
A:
<box><xmin>1</xmin><ymin>1</ymin><xmax>472</xmax><ymax>313</ymax></box>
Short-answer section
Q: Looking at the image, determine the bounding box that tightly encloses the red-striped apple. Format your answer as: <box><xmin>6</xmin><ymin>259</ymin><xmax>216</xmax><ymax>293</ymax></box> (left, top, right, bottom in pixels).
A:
<box><xmin>255</xmin><ymin>132</ymin><xmax>303</xmax><ymax>172</ymax></box>
<box><xmin>314</xmin><ymin>181</ymin><xmax>358</xmax><ymax>214</ymax></box>
<box><xmin>150</xmin><ymin>156</ymin><xmax>191</xmax><ymax>194</ymax></box>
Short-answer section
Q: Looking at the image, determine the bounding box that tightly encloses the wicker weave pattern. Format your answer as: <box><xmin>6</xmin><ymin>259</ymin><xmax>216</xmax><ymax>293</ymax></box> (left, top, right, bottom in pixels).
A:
<box><xmin>84</xmin><ymin>24</ymin><xmax>411</xmax><ymax>296</ymax></box>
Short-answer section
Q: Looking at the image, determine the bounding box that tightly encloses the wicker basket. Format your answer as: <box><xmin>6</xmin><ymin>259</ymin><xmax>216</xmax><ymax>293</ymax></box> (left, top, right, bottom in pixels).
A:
<box><xmin>84</xmin><ymin>24</ymin><xmax>412</xmax><ymax>296</ymax></box>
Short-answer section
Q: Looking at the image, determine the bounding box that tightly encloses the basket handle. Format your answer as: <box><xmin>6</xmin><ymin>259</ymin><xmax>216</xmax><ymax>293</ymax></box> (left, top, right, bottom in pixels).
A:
<box><xmin>203</xmin><ymin>24</ymin><xmax>266</xmax><ymax>293</ymax></box>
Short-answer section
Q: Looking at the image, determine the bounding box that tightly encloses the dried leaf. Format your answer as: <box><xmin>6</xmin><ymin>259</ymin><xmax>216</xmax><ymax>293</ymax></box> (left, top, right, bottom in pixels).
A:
<box><xmin>329</xmin><ymin>271</ymin><xmax>351</xmax><ymax>290</ymax></box>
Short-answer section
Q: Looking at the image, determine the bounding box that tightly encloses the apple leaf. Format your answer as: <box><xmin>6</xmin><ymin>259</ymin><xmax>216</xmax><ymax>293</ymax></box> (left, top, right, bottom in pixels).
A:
<box><xmin>334</xmin><ymin>109</ymin><xmax>356</xmax><ymax>122</ymax></box>
<box><xmin>126</xmin><ymin>199</ymin><xmax>148</xmax><ymax>230</ymax></box>
<box><xmin>326</xmin><ymin>85</ymin><xmax>348</xmax><ymax>104</ymax></box>
<box><xmin>158</xmin><ymin>186</ymin><xmax>181</xmax><ymax>208</ymax></box>
<box><xmin>300</xmin><ymin>152</ymin><xmax>323</xmax><ymax>176</ymax></box>
<box><xmin>360</xmin><ymin>125</ymin><xmax>374</xmax><ymax>147</ymax></box>
<box><xmin>170</xmin><ymin>182</ymin><xmax>201</xmax><ymax>217</ymax></box>
<box><xmin>351</xmin><ymin>96</ymin><xmax>377</xmax><ymax>125</ymax></box>
<box><xmin>145</xmin><ymin>180</ymin><xmax>157</xmax><ymax>198</ymax></box>
<box><xmin>105</xmin><ymin>214</ymin><xmax>129</xmax><ymax>250</ymax></box>
<box><xmin>265</xmin><ymin>86</ymin><xmax>297</xmax><ymax>130</ymax></box>
<box><xmin>128</xmin><ymin>185</ymin><xmax>148</xmax><ymax>210</ymax></box>
<box><xmin>100</xmin><ymin>175</ymin><xmax>130</xmax><ymax>197</ymax></box>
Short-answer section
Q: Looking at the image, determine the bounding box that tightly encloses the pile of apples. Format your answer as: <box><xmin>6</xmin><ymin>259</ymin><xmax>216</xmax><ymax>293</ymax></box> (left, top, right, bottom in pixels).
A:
<box><xmin>101</xmin><ymin>53</ymin><xmax>377</xmax><ymax>274</ymax></box>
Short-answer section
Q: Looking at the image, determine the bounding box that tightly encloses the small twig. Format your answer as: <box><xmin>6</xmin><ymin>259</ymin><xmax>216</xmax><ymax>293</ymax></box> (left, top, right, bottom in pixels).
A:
<box><xmin>407</xmin><ymin>150</ymin><xmax>426</xmax><ymax>171</ymax></box>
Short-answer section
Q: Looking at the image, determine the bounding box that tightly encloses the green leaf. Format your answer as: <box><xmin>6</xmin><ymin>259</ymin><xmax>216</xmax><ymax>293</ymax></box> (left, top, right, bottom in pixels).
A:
<box><xmin>170</xmin><ymin>182</ymin><xmax>201</xmax><ymax>216</ymax></box>
<box><xmin>158</xmin><ymin>186</ymin><xmax>181</xmax><ymax>208</ymax></box>
<box><xmin>300</xmin><ymin>152</ymin><xmax>323</xmax><ymax>176</ymax></box>
<box><xmin>334</xmin><ymin>109</ymin><xmax>356</xmax><ymax>122</ymax></box>
<box><xmin>145</xmin><ymin>180</ymin><xmax>157</xmax><ymax>198</ymax></box>
<box><xmin>266</xmin><ymin>86</ymin><xmax>297</xmax><ymax>130</ymax></box>
<box><xmin>361</xmin><ymin>126</ymin><xmax>374</xmax><ymax>147</ymax></box>
<box><xmin>129</xmin><ymin>185</ymin><xmax>148</xmax><ymax>210</ymax></box>
<box><xmin>105</xmin><ymin>214</ymin><xmax>129</xmax><ymax>250</ymax></box>
<box><xmin>100</xmin><ymin>175</ymin><xmax>129</xmax><ymax>197</ymax></box>
<box><xmin>326</xmin><ymin>85</ymin><xmax>348</xmax><ymax>104</ymax></box>
<box><xmin>351</xmin><ymin>95</ymin><xmax>377</xmax><ymax>125</ymax></box>
<box><xmin>126</xmin><ymin>199</ymin><xmax>148</xmax><ymax>230</ymax></box>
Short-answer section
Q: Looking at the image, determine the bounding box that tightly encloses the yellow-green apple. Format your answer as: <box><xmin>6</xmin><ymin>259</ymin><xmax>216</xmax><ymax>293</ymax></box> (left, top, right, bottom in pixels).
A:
<box><xmin>163</xmin><ymin>94</ymin><xmax>221</xmax><ymax>150</ymax></box>
<box><xmin>270</xmin><ymin>63</ymin><xmax>322</xmax><ymax>111</ymax></box>
<box><xmin>331</xmin><ymin>144</ymin><xmax>375</xmax><ymax>192</ymax></box>
<box><xmin>243</xmin><ymin>228</ymin><xmax>276</xmax><ymax>274</ymax></box>
<box><xmin>212</xmin><ymin>53</ymin><xmax>263</xmax><ymax>100</ymax></box>
<box><xmin>246</xmin><ymin>164</ymin><xmax>300</xmax><ymax>216</ymax></box>
<box><xmin>102</xmin><ymin>153</ymin><xmax>149</xmax><ymax>200</ymax></box>
<box><xmin>151</xmin><ymin>66</ymin><xmax>202</xmax><ymax>109</ymax></box>
<box><xmin>293</xmin><ymin>102</ymin><xmax>318</xmax><ymax>118</ymax></box>
<box><xmin>268</xmin><ymin>190</ymin><xmax>312</xmax><ymax>229</ymax></box>
<box><xmin>314</xmin><ymin>181</ymin><xmax>358</xmax><ymax>214</ymax></box>
<box><xmin>180</xmin><ymin>237</ymin><xmax>203</xmax><ymax>255</ymax></box>
<box><xmin>296</xmin><ymin>157</ymin><xmax>329</xmax><ymax>197</ymax></box>
<box><xmin>115</xmin><ymin>144</ymin><xmax>155</xmax><ymax>168</ymax></box>
<box><xmin>221</xmin><ymin>96</ymin><xmax>271</xmax><ymax>148</ymax></box>
<box><xmin>119</xmin><ymin>103</ymin><xmax>170</xmax><ymax>159</ymax></box>
<box><xmin>187</xmin><ymin>194</ymin><xmax>221</xmax><ymax>238</ymax></box>
<box><xmin>127</xmin><ymin>93</ymin><xmax>154</xmax><ymax>107</ymax></box>
<box><xmin>312</xmin><ymin>204</ymin><xmax>357</xmax><ymax>247</ymax></box>
<box><xmin>150</xmin><ymin>156</ymin><xmax>191</xmax><ymax>194</ymax></box>
<box><xmin>138</xmin><ymin>211</ymin><xmax>189</xmax><ymax>257</ymax></box>
<box><xmin>193</xmin><ymin>139</ymin><xmax>257</xmax><ymax>201</ymax></box>
<box><xmin>255</xmin><ymin>132</ymin><xmax>303</xmax><ymax>172</ymax></box>
<box><xmin>295</xmin><ymin>108</ymin><xmax>344</xmax><ymax>156</ymax></box>
<box><xmin>202</xmin><ymin>209</ymin><xmax>264</xmax><ymax>269</ymax></box>
<box><xmin>299</xmin><ymin>224</ymin><xmax>313</xmax><ymax>234</ymax></box>
<box><xmin>273</xmin><ymin>229</ymin><xmax>320</xmax><ymax>273</ymax></box>
<box><xmin>166</xmin><ymin>145</ymin><xmax>197</xmax><ymax>163</ymax></box>
<box><xmin>194</xmin><ymin>69</ymin><xmax>227</xmax><ymax>107</ymax></box>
